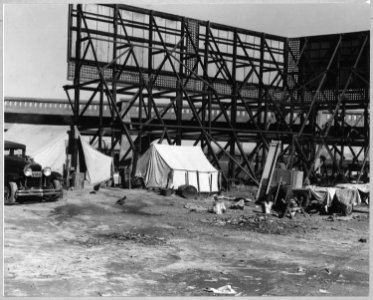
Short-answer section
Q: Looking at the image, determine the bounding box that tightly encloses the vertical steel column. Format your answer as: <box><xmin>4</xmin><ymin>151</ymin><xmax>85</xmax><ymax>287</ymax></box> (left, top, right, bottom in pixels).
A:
<box><xmin>228</xmin><ymin>29</ymin><xmax>238</xmax><ymax>180</ymax></box>
<box><xmin>259</xmin><ymin>33</ymin><xmax>266</xmax><ymax>169</ymax></box>
<box><xmin>111</xmin><ymin>5</ymin><xmax>118</xmax><ymax>156</ymax></box>
<box><xmin>176</xmin><ymin>80</ymin><xmax>183</xmax><ymax>145</ymax></box>
<box><xmin>175</xmin><ymin>18</ymin><xmax>185</xmax><ymax>146</ymax></box>
<box><xmin>72</xmin><ymin>4</ymin><xmax>82</xmax><ymax>184</ymax></box>
<box><xmin>204</xmin><ymin>22</ymin><xmax>211</xmax><ymax>152</ymax></box>
<box><xmin>138</xmin><ymin>88</ymin><xmax>143</xmax><ymax>154</ymax></box>
<box><xmin>364</xmin><ymin>103</ymin><xmax>369</xmax><ymax>156</ymax></box>
<box><xmin>179</xmin><ymin>18</ymin><xmax>185</xmax><ymax>77</ymax></box>
<box><xmin>99</xmin><ymin>83</ymin><xmax>104</xmax><ymax>151</ymax></box>
<box><xmin>147</xmin><ymin>11</ymin><xmax>154</xmax><ymax>118</ymax></box>
<box><xmin>283</xmin><ymin>38</ymin><xmax>289</xmax><ymax>91</ymax></box>
<box><xmin>337</xmin><ymin>43</ymin><xmax>345</xmax><ymax>168</ymax></box>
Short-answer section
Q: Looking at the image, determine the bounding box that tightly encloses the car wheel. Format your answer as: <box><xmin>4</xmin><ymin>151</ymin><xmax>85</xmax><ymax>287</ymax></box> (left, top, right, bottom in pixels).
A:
<box><xmin>299</xmin><ymin>193</ymin><xmax>310</xmax><ymax>210</ymax></box>
<box><xmin>4</xmin><ymin>182</ymin><xmax>17</xmax><ymax>205</ymax></box>
<box><xmin>45</xmin><ymin>179</ymin><xmax>63</xmax><ymax>202</ymax></box>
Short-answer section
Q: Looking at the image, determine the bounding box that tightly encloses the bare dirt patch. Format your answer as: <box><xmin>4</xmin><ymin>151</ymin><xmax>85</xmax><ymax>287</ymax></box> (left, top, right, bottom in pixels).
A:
<box><xmin>4</xmin><ymin>186</ymin><xmax>369</xmax><ymax>296</ymax></box>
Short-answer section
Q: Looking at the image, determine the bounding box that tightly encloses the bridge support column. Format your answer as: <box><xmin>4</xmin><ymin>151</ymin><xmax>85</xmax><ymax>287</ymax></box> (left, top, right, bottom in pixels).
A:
<box><xmin>71</xmin><ymin>4</ymin><xmax>83</xmax><ymax>189</ymax></box>
<box><xmin>176</xmin><ymin>80</ymin><xmax>183</xmax><ymax>146</ymax></box>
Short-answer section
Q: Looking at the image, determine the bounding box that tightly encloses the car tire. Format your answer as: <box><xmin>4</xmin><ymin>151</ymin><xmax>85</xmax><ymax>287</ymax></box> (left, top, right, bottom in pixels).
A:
<box><xmin>45</xmin><ymin>179</ymin><xmax>63</xmax><ymax>202</ymax></box>
<box><xmin>299</xmin><ymin>193</ymin><xmax>310</xmax><ymax>210</ymax></box>
<box><xmin>4</xmin><ymin>182</ymin><xmax>17</xmax><ymax>205</ymax></box>
<box><xmin>52</xmin><ymin>179</ymin><xmax>63</xmax><ymax>201</ymax></box>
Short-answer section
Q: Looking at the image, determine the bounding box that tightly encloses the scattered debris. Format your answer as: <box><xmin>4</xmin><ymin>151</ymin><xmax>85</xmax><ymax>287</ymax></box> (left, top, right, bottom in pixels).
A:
<box><xmin>204</xmin><ymin>278</ymin><xmax>218</xmax><ymax>282</ymax></box>
<box><xmin>280</xmin><ymin>271</ymin><xmax>305</xmax><ymax>276</ymax></box>
<box><xmin>215</xmin><ymin>220</ymin><xmax>227</xmax><ymax>226</ymax></box>
<box><xmin>209</xmin><ymin>199</ymin><xmax>226</xmax><ymax>215</ymax></box>
<box><xmin>204</xmin><ymin>284</ymin><xmax>236</xmax><ymax>295</ymax></box>
<box><xmin>116</xmin><ymin>196</ymin><xmax>127</xmax><ymax>206</ymax></box>
<box><xmin>230</xmin><ymin>199</ymin><xmax>245</xmax><ymax>210</ymax></box>
<box><xmin>358</xmin><ymin>238</ymin><xmax>367</xmax><ymax>243</ymax></box>
<box><xmin>263</xmin><ymin>201</ymin><xmax>273</xmax><ymax>214</ymax></box>
<box><xmin>216</xmin><ymin>195</ymin><xmax>252</xmax><ymax>204</ymax></box>
<box><xmin>160</xmin><ymin>188</ymin><xmax>173</xmax><ymax>196</ymax></box>
<box><xmin>286</xmin><ymin>198</ymin><xmax>304</xmax><ymax>218</ymax></box>
<box><xmin>326</xmin><ymin>215</ymin><xmax>336</xmax><ymax>222</ymax></box>
<box><xmin>184</xmin><ymin>203</ymin><xmax>206</xmax><ymax>212</ymax></box>
<box><xmin>107</xmin><ymin>232</ymin><xmax>166</xmax><ymax>245</ymax></box>
<box><xmin>207</xmin><ymin>214</ymin><xmax>309</xmax><ymax>235</ymax></box>
<box><xmin>214</xmin><ymin>195</ymin><xmax>234</xmax><ymax>201</ymax></box>
<box><xmin>186</xmin><ymin>286</ymin><xmax>196</xmax><ymax>290</ymax></box>
<box><xmin>325</xmin><ymin>268</ymin><xmax>332</xmax><ymax>275</ymax></box>
<box><xmin>325</xmin><ymin>214</ymin><xmax>353</xmax><ymax>222</ymax></box>
<box><xmin>177</xmin><ymin>185</ymin><xmax>198</xmax><ymax>199</ymax></box>
<box><xmin>336</xmin><ymin>216</ymin><xmax>354</xmax><ymax>221</ymax></box>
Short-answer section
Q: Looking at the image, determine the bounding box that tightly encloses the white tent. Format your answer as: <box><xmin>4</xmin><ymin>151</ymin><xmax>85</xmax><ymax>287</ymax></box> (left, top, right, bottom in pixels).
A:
<box><xmin>79</xmin><ymin>135</ymin><xmax>113</xmax><ymax>185</ymax></box>
<box><xmin>135</xmin><ymin>144</ymin><xmax>220</xmax><ymax>193</ymax></box>
<box><xmin>5</xmin><ymin>124</ymin><xmax>69</xmax><ymax>174</ymax></box>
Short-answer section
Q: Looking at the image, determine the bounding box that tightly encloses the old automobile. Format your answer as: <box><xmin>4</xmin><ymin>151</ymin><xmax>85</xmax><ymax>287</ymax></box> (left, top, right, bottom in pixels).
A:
<box><xmin>4</xmin><ymin>140</ymin><xmax>63</xmax><ymax>204</ymax></box>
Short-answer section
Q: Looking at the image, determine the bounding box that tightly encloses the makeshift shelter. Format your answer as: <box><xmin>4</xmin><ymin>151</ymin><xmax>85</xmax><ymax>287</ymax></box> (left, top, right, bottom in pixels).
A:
<box><xmin>79</xmin><ymin>135</ymin><xmax>113</xmax><ymax>185</ymax></box>
<box><xmin>135</xmin><ymin>144</ymin><xmax>220</xmax><ymax>193</ymax></box>
<box><xmin>5</xmin><ymin>124</ymin><xmax>69</xmax><ymax>174</ymax></box>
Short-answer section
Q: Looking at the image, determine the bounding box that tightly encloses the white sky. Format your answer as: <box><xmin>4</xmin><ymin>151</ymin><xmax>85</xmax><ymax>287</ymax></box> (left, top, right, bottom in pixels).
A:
<box><xmin>3</xmin><ymin>0</ymin><xmax>370</xmax><ymax>99</ymax></box>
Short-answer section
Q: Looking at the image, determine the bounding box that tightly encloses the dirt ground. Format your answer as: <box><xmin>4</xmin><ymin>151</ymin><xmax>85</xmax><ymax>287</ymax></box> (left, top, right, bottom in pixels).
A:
<box><xmin>3</xmin><ymin>185</ymin><xmax>370</xmax><ymax>297</ymax></box>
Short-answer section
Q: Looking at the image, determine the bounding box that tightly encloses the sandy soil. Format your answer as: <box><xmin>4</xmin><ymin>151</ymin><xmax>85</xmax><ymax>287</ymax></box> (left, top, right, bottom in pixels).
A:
<box><xmin>3</xmin><ymin>186</ymin><xmax>369</xmax><ymax>297</ymax></box>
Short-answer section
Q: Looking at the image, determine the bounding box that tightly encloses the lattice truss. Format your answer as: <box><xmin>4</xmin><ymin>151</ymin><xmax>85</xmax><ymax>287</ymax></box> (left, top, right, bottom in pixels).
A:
<box><xmin>64</xmin><ymin>4</ymin><xmax>369</xmax><ymax>185</ymax></box>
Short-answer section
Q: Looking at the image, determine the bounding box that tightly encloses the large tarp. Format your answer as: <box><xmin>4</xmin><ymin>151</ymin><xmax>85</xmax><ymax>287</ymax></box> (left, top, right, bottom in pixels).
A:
<box><xmin>135</xmin><ymin>144</ymin><xmax>219</xmax><ymax>193</ymax></box>
<box><xmin>306</xmin><ymin>183</ymin><xmax>369</xmax><ymax>209</ymax></box>
<box><xmin>5</xmin><ymin>124</ymin><xmax>69</xmax><ymax>174</ymax></box>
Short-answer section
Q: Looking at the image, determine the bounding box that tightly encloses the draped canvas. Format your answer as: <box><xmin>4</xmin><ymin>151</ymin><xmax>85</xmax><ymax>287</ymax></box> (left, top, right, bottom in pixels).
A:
<box><xmin>79</xmin><ymin>135</ymin><xmax>113</xmax><ymax>186</ymax></box>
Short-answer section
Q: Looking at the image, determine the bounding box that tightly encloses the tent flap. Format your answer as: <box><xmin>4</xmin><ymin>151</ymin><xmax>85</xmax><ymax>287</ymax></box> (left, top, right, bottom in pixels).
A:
<box><xmin>79</xmin><ymin>136</ymin><xmax>113</xmax><ymax>186</ymax></box>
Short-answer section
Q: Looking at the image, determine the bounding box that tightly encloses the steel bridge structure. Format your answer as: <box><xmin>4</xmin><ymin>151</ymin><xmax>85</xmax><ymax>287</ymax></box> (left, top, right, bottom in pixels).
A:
<box><xmin>63</xmin><ymin>4</ymin><xmax>369</xmax><ymax>186</ymax></box>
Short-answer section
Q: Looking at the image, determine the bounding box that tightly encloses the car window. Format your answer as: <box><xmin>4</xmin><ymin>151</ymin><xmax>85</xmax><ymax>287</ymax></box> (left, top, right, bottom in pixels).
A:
<box><xmin>13</xmin><ymin>149</ymin><xmax>23</xmax><ymax>156</ymax></box>
<box><xmin>4</xmin><ymin>148</ymin><xmax>24</xmax><ymax>156</ymax></box>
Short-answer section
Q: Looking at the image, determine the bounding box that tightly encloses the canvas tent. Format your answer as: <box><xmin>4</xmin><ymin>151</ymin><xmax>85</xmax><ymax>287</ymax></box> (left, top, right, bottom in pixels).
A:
<box><xmin>135</xmin><ymin>144</ymin><xmax>220</xmax><ymax>193</ymax></box>
<box><xmin>79</xmin><ymin>135</ymin><xmax>113</xmax><ymax>185</ymax></box>
<box><xmin>5</xmin><ymin>124</ymin><xmax>69</xmax><ymax>174</ymax></box>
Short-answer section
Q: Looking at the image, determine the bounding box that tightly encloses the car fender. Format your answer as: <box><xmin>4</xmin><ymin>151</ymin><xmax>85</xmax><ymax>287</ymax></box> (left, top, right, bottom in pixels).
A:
<box><xmin>5</xmin><ymin>172</ymin><xmax>21</xmax><ymax>184</ymax></box>
<box><xmin>50</xmin><ymin>171</ymin><xmax>63</xmax><ymax>181</ymax></box>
